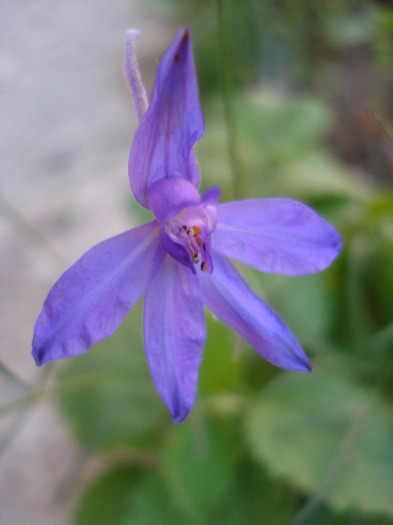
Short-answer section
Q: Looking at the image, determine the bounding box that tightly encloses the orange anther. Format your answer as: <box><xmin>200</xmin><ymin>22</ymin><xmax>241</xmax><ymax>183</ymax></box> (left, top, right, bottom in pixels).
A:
<box><xmin>187</xmin><ymin>225</ymin><xmax>201</xmax><ymax>237</ymax></box>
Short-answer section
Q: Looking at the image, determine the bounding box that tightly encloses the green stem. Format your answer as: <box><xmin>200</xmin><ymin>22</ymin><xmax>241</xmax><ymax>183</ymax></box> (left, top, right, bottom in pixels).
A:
<box><xmin>0</xmin><ymin>191</ymin><xmax>67</xmax><ymax>268</ymax></box>
<box><xmin>290</xmin><ymin>396</ymin><xmax>375</xmax><ymax>525</ymax></box>
<box><xmin>216</xmin><ymin>0</ymin><xmax>244</xmax><ymax>199</ymax></box>
<box><xmin>0</xmin><ymin>361</ymin><xmax>34</xmax><ymax>390</ymax></box>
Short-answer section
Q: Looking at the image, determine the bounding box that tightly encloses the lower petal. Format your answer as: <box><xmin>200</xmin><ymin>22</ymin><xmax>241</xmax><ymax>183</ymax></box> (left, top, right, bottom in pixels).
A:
<box><xmin>199</xmin><ymin>252</ymin><xmax>311</xmax><ymax>372</ymax></box>
<box><xmin>144</xmin><ymin>255</ymin><xmax>206</xmax><ymax>422</ymax></box>
<box><xmin>32</xmin><ymin>221</ymin><xmax>165</xmax><ymax>365</ymax></box>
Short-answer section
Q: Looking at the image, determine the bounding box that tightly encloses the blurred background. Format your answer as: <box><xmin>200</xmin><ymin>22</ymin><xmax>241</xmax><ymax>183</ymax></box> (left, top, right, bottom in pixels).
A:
<box><xmin>1</xmin><ymin>0</ymin><xmax>393</xmax><ymax>524</ymax></box>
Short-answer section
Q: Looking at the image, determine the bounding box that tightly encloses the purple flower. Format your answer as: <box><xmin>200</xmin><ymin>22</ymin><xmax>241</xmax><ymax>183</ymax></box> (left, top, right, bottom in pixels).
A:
<box><xmin>32</xmin><ymin>28</ymin><xmax>342</xmax><ymax>423</ymax></box>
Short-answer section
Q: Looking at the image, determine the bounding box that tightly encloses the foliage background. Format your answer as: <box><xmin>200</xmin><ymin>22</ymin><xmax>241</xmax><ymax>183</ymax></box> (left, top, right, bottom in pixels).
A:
<box><xmin>1</xmin><ymin>0</ymin><xmax>393</xmax><ymax>524</ymax></box>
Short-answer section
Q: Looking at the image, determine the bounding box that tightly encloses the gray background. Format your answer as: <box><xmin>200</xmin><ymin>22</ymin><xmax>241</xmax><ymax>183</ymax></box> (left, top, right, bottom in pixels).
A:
<box><xmin>0</xmin><ymin>1</ymin><xmax>172</xmax><ymax>523</ymax></box>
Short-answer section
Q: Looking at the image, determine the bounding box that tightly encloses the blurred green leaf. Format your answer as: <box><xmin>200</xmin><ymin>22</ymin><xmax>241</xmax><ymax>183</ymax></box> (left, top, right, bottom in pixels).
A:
<box><xmin>75</xmin><ymin>466</ymin><xmax>139</xmax><ymax>525</ymax></box>
<box><xmin>246</xmin><ymin>369</ymin><xmax>393</xmax><ymax>517</ymax></box>
<box><xmin>279</xmin><ymin>152</ymin><xmax>370</xmax><ymax>202</ymax></box>
<box><xmin>375</xmin><ymin>7</ymin><xmax>393</xmax><ymax>72</ymax></box>
<box><xmin>345</xmin><ymin>237</ymin><xmax>377</xmax><ymax>354</ymax></box>
<box><xmin>366</xmin><ymin>192</ymin><xmax>393</xmax><ymax>226</ymax></box>
<box><xmin>200</xmin><ymin>92</ymin><xmax>337</xmax><ymax>200</ymax></box>
<box><xmin>121</xmin><ymin>476</ymin><xmax>189</xmax><ymax>525</ymax></box>
<box><xmin>198</xmin><ymin>313</ymin><xmax>242</xmax><ymax>396</ymax></box>
<box><xmin>161</xmin><ymin>417</ymin><xmax>236</xmax><ymax>523</ymax></box>
<box><xmin>322</xmin><ymin>8</ymin><xmax>377</xmax><ymax>47</ymax></box>
<box><xmin>57</xmin><ymin>300</ymin><xmax>166</xmax><ymax>452</ymax></box>
<box><xmin>368</xmin><ymin>236</ymin><xmax>393</xmax><ymax>327</ymax></box>
<box><xmin>210</xmin><ymin>460</ymin><xmax>296</xmax><ymax>525</ymax></box>
<box><xmin>238</xmin><ymin>93</ymin><xmax>331</xmax><ymax>178</ymax></box>
<box><xmin>263</xmin><ymin>273</ymin><xmax>333</xmax><ymax>345</ymax></box>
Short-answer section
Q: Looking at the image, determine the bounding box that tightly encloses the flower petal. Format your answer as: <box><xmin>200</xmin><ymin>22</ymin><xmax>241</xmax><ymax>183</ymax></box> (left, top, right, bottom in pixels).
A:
<box><xmin>32</xmin><ymin>221</ymin><xmax>165</xmax><ymax>365</ymax></box>
<box><xmin>213</xmin><ymin>198</ymin><xmax>342</xmax><ymax>275</ymax></box>
<box><xmin>148</xmin><ymin>177</ymin><xmax>201</xmax><ymax>227</ymax></box>
<box><xmin>144</xmin><ymin>255</ymin><xmax>206</xmax><ymax>422</ymax></box>
<box><xmin>199</xmin><ymin>252</ymin><xmax>312</xmax><ymax>372</ymax></box>
<box><xmin>161</xmin><ymin>231</ymin><xmax>196</xmax><ymax>274</ymax></box>
<box><xmin>129</xmin><ymin>28</ymin><xmax>204</xmax><ymax>208</ymax></box>
<box><xmin>201</xmin><ymin>186</ymin><xmax>221</xmax><ymax>231</ymax></box>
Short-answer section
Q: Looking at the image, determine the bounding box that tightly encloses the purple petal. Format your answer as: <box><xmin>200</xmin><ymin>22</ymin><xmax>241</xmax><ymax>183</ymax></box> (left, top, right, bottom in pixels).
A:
<box><xmin>201</xmin><ymin>186</ymin><xmax>221</xmax><ymax>231</ymax></box>
<box><xmin>144</xmin><ymin>255</ymin><xmax>206</xmax><ymax>422</ymax></box>
<box><xmin>161</xmin><ymin>231</ymin><xmax>196</xmax><ymax>274</ymax></box>
<box><xmin>32</xmin><ymin>221</ymin><xmax>165</xmax><ymax>365</ymax></box>
<box><xmin>213</xmin><ymin>198</ymin><xmax>342</xmax><ymax>275</ymax></box>
<box><xmin>199</xmin><ymin>252</ymin><xmax>312</xmax><ymax>372</ymax></box>
<box><xmin>129</xmin><ymin>28</ymin><xmax>204</xmax><ymax>208</ymax></box>
<box><xmin>148</xmin><ymin>177</ymin><xmax>201</xmax><ymax>227</ymax></box>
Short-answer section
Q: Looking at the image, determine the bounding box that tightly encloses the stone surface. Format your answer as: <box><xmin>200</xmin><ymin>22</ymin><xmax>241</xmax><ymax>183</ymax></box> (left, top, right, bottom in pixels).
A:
<box><xmin>0</xmin><ymin>2</ymin><xmax>170</xmax><ymax>523</ymax></box>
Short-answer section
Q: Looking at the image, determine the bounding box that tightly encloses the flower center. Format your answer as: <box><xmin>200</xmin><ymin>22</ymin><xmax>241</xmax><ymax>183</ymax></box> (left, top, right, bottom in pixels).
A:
<box><xmin>178</xmin><ymin>224</ymin><xmax>209</xmax><ymax>272</ymax></box>
<box><xmin>147</xmin><ymin>178</ymin><xmax>219</xmax><ymax>275</ymax></box>
<box><xmin>165</xmin><ymin>207</ymin><xmax>213</xmax><ymax>274</ymax></box>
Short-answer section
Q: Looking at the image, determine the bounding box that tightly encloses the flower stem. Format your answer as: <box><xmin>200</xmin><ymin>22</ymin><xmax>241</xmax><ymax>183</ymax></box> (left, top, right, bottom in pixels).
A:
<box><xmin>216</xmin><ymin>0</ymin><xmax>244</xmax><ymax>199</ymax></box>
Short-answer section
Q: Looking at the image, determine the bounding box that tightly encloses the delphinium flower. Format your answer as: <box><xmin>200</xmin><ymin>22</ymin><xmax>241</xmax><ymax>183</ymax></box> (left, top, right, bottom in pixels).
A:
<box><xmin>32</xmin><ymin>28</ymin><xmax>342</xmax><ymax>422</ymax></box>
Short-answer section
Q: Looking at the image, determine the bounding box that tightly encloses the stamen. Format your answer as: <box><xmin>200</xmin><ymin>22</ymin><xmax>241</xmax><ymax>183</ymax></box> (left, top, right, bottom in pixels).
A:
<box><xmin>166</xmin><ymin>214</ymin><xmax>212</xmax><ymax>273</ymax></box>
<box><xmin>187</xmin><ymin>226</ymin><xmax>201</xmax><ymax>237</ymax></box>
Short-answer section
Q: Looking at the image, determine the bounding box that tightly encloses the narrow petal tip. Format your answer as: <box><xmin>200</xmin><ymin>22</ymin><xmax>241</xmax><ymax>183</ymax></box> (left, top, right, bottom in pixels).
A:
<box><xmin>32</xmin><ymin>341</ymin><xmax>56</xmax><ymax>367</ymax></box>
<box><xmin>283</xmin><ymin>346</ymin><xmax>313</xmax><ymax>373</ymax></box>
<box><xmin>32</xmin><ymin>348</ymin><xmax>43</xmax><ymax>367</ymax></box>
<box><xmin>173</xmin><ymin>29</ymin><xmax>189</xmax><ymax>63</ymax></box>
<box><xmin>302</xmin><ymin>358</ymin><xmax>313</xmax><ymax>373</ymax></box>
<box><xmin>173</xmin><ymin>406</ymin><xmax>191</xmax><ymax>424</ymax></box>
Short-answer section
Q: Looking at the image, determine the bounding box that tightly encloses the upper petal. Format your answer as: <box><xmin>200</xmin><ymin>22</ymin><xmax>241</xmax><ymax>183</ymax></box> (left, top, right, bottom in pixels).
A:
<box><xmin>144</xmin><ymin>255</ymin><xmax>206</xmax><ymax>422</ymax></box>
<box><xmin>213</xmin><ymin>198</ymin><xmax>342</xmax><ymax>275</ymax></box>
<box><xmin>199</xmin><ymin>252</ymin><xmax>312</xmax><ymax>372</ymax></box>
<box><xmin>129</xmin><ymin>28</ymin><xmax>204</xmax><ymax>208</ymax></box>
<box><xmin>32</xmin><ymin>221</ymin><xmax>165</xmax><ymax>365</ymax></box>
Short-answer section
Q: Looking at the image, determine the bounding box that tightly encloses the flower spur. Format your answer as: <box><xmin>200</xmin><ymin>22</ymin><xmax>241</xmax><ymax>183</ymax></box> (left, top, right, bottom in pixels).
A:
<box><xmin>32</xmin><ymin>28</ymin><xmax>342</xmax><ymax>422</ymax></box>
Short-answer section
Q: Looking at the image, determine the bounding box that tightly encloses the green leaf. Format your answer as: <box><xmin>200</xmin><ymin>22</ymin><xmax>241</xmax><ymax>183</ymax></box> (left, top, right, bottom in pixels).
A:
<box><xmin>75</xmin><ymin>466</ymin><xmax>139</xmax><ymax>525</ymax></box>
<box><xmin>210</xmin><ymin>460</ymin><xmax>297</xmax><ymax>525</ymax></box>
<box><xmin>279</xmin><ymin>152</ymin><xmax>370</xmax><ymax>201</ymax></box>
<box><xmin>264</xmin><ymin>273</ymin><xmax>333</xmax><ymax>345</ymax></box>
<box><xmin>368</xmin><ymin>240</ymin><xmax>393</xmax><ymax>327</ymax></box>
<box><xmin>57</xmin><ymin>300</ymin><xmax>166</xmax><ymax>451</ymax></box>
<box><xmin>198</xmin><ymin>313</ymin><xmax>242</xmax><ymax>397</ymax></box>
<box><xmin>323</xmin><ymin>8</ymin><xmax>376</xmax><ymax>48</ymax></box>
<box><xmin>161</xmin><ymin>416</ymin><xmax>235</xmax><ymax>523</ymax></box>
<box><xmin>345</xmin><ymin>238</ymin><xmax>377</xmax><ymax>354</ymax></box>
<box><xmin>121</xmin><ymin>476</ymin><xmax>190</xmax><ymax>525</ymax></box>
<box><xmin>245</xmin><ymin>369</ymin><xmax>393</xmax><ymax>517</ymax></box>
